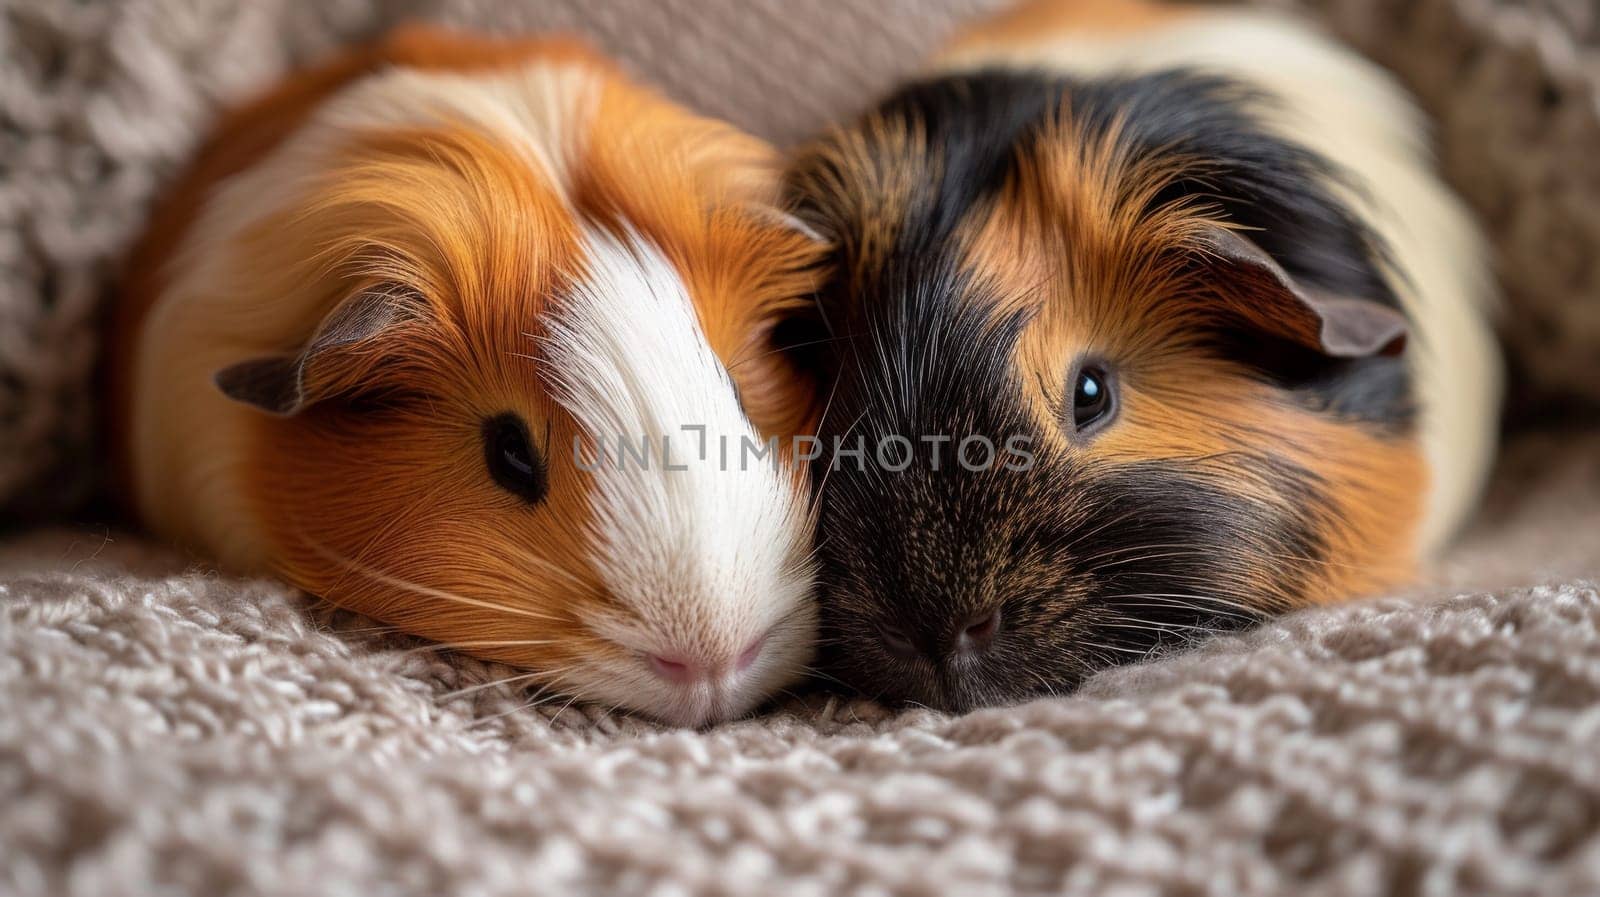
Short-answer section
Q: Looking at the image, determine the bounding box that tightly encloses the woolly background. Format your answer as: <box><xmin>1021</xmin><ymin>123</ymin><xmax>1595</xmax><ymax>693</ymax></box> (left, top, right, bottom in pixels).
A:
<box><xmin>1</xmin><ymin>1</ymin><xmax>1598</xmax><ymax>894</ymax></box>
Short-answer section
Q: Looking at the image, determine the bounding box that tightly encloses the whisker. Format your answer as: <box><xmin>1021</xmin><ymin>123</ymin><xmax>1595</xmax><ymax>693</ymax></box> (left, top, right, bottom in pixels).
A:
<box><xmin>314</xmin><ymin>622</ymin><xmax>407</xmax><ymax>636</ymax></box>
<box><xmin>548</xmin><ymin>693</ymin><xmax>585</xmax><ymax>726</ymax></box>
<box><xmin>1099</xmin><ymin>590</ymin><xmax>1263</xmax><ymax>611</ymax></box>
<box><xmin>1023</xmin><ymin>667</ymin><xmax>1061</xmax><ymax>699</ymax></box>
<box><xmin>814</xmin><ymin>409</ymin><xmax>867</xmax><ymax>498</ymax></box>
<box><xmin>726</xmin><ymin>334</ymin><xmax>851</xmax><ymax>374</ymax></box>
<box><xmin>1074</xmin><ymin>638</ymin><xmax>1151</xmax><ymax>657</ymax></box>
<box><xmin>302</xmin><ymin>540</ymin><xmax>565</xmax><ymax>625</ymax></box>
<box><xmin>802</xmin><ymin>666</ymin><xmax>853</xmax><ymax>690</ymax></box>
<box><xmin>1094</xmin><ymin>618</ymin><xmax>1221</xmax><ymax>637</ymax></box>
<box><xmin>1097</xmin><ymin>592</ymin><xmax>1265</xmax><ymax>621</ymax></box>
<box><xmin>463</xmin><ymin>683</ymin><xmax>574</xmax><ymax>729</ymax></box>
<box><xmin>390</xmin><ymin>638</ymin><xmax>563</xmax><ymax>659</ymax></box>
<box><xmin>438</xmin><ymin>670</ymin><xmax>552</xmax><ymax>701</ymax></box>
<box><xmin>809</xmin><ymin>356</ymin><xmax>848</xmax><ymax>443</ymax></box>
<box><xmin>1076</xmin><ymin>543</ymin><xmax>1217</xmax><ymax>567</ymax></box>
<box><xmin>500</xmin><ymin>545</ymin><xmax>590</xmax><ymax>592</ymax></box>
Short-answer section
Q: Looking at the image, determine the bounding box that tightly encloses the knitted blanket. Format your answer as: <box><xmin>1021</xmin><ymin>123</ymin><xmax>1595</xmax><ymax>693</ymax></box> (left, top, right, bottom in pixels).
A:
<box><xmin>2</xmin><ymin>1</ymin><xmax>1599</xmax><ymax>894</ymax></box>
<box><xmin>3</xmin><ymin>434</ymin><xmax>1597</xmax><ymax>896</ymax></box>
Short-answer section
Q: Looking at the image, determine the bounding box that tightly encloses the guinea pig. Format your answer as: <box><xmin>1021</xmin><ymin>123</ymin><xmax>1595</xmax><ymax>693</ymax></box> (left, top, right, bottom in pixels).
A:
<box><xmin>783</xmin><ymin>0</ymin><xmax>1501</xmax><ymax>712</ymax></box>
<box><xmin>103</xmin><ymin>26</ymin><xmax>828</xmax><ymax>727</ymax></box>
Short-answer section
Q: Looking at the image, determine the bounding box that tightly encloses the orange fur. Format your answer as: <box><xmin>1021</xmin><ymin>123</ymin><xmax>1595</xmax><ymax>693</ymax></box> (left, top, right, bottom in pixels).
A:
<box><xmin>230</xmin><ymin>122</ymin><xmax>602</xmax><ymax>668</ymax></box>
<box><xmin>945</xmin><ymin>0</ymin><xmax>1195</xmax><ymax>55</ymax></box>
<box><xmin>958</xmin><ymin>112</ymin><xmax>1425</xmax><ymax>605</ymax></box>
<box><xmin>781</xmin><ymin>0</ymin><xmax>1485</xmax><ymax>712</ymax></box>
<box><xmin>108</xmin><ymin>28</ymin><xmax>826</xmax><ymax>693</ymax></box>
<box><xmin>104</xmin><ymin>27</ymin><xmax>607</xmax><ymax>505</ymax></box>
<box><xmin>785</xmin><ymin>119</ymin><xmax>932</xmax><ymax>299</ymax></box>
<box><xmin>573</xmin><ymin>75</ymin><xmax>826</xmax><ymax>444</ymax></box>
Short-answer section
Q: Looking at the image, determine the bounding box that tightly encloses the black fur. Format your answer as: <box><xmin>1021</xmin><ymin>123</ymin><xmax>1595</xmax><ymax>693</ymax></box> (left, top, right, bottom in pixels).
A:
<box><xmin>801</xmin><ymin>68</ymin><xmax>1413</xmax><ymax>427</ymax></box>
<box><xmin>812</xmin><ymin>338</ymin><xmax>1327</xmax><ymax>708</ymax></box>
<box><xmin>789</xmin><ymin>68</ymin><xmax>1415</xmax><ymax>710</ymax></box>
<box><xmin>864</xmin><ymin>69</ymin><xmax>1403</xmax><ymax>310</ymax></box>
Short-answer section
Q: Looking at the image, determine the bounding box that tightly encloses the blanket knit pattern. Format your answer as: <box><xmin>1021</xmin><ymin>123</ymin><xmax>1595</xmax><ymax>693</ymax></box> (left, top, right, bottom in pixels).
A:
<box><xmin>1</xmin><ymin>432</ymin><xmax>1598</xmax><ymax>897</ymax></box>
<box><xmin>2</xmin><ymin>0</ymin><xmax>1600</xmax><ymax>894</ymax></box>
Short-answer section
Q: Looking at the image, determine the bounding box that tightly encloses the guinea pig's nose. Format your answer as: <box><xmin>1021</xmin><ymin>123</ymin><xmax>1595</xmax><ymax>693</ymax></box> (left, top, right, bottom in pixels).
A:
<box><xmin>647</xmin><ymin>634</ymin><xmax>766</xmax><ymax>685</ymax></box>
<box><xmin>647</xmin><ymin>654</ymin><xmax>700</xmax><ymax>683</ymax></box>
<box><xmin>954</xmin><ymin>608</ymin><xmax>1000</xmax><ymax>657</ymax></box>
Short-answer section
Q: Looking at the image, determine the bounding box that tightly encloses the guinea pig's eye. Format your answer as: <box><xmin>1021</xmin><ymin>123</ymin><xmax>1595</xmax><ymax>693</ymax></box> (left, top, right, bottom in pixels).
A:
<box><xmin>482</xmin><ymin>413</ymin><xmax>548</xmax><ymax>505</ymax></box>
<box><xmin>1070</xmin><ymin>365</ymin><xmax>1115</xmax><ymax>433</ymax></box>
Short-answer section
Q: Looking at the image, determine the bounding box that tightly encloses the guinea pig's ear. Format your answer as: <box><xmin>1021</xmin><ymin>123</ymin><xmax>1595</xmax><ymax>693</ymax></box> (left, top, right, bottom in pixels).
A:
<box><xmin>1195</xmin><ymin>226</ymin><xmax>1408</xmax><ymax>358</ymax></box>
<box><xmin>213</xmin><ymin>285</ymin><xmax>423</xmax><ymax>416</ymax></box>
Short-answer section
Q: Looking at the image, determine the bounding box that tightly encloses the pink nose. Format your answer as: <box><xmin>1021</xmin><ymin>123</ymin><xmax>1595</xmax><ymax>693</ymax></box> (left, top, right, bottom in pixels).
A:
<box><xmin>648</xmin><ymin>635</ymin><xmax>766</xmax><ymax>684</ymax></box>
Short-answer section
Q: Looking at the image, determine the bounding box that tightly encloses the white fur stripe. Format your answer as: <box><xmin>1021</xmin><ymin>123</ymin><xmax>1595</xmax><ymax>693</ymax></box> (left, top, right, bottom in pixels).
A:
<box><xmin>542</xmin><ymin>226</ymin><xmax>813</xmax><ymax>715</ymax></box>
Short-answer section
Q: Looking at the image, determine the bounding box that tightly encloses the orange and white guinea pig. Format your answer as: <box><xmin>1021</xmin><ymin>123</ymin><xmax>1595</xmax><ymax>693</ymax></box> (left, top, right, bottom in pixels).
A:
<box><xmin>784</xmin><ymin>0</ymin><xmax>1502</xmax><ymax>711</ymax></box>
<box><xmin>104</xmin><ymin>26</ymin><xmax>827</xmax><ymax>727</ymax></box>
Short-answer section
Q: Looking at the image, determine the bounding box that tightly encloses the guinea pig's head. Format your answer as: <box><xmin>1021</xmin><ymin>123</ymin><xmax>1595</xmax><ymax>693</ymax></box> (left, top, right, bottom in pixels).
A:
<box><xmin>177</xmin><ymin>35</ymin><xmax>828</xmax><ymax>726</ymax></box>
<box><xmin>784</xmin><ymin>72</ymin><xmax>1426</xmax><ymax>712</ymax></box>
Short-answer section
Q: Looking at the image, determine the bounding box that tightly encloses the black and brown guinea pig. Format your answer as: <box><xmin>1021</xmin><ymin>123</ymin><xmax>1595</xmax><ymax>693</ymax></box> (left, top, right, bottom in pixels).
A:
<box><xmin>783</xmin><ymin>0</ymin><xmax>1501</xmax><ymax>711</ymax></box>
<box><xmin>103</xmin><ymin>26</ymin><xmax>828</xmax><ymax>727</ymax></box>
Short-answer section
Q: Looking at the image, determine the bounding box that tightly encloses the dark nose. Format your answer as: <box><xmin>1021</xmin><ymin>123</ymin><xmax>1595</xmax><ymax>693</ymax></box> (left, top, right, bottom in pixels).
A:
<box><xmin>875</xmin><ymin>609</ymin><xmax>1001</xmax><ymax>662</ymax></box>
<box><xmin>955</xmin><ymin>608</ymin><xmax>1000</xmax><ymax>657</ymax></box>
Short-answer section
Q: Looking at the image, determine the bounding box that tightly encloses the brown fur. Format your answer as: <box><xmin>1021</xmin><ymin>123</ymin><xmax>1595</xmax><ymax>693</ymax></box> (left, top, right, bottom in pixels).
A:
<box><xmin>951</xmin><ymin>0</ymin><xmax>1194</xmax><ymax>48</ymax></box>
<box><xmin>784</xmin><ymin>61</ymin><xmax>1430</xmax><ymax>709</ymax></box>
<box><xmin>574</xmin><ymin>77</ymin><xmax>828</xmax><ymax>444</ymax></box>
<box><xmin>109</xmin><ymin>28</ymin><xmax>825</xmax><ymax>689</ymax></box>
<box><xmin>104</xmin><ymin>27</ymin><xmax>607</xmax><ymax>504</ymax></box>
<box><xmin>963</xmin><ymin>112</ymin><xmax>1425</xmax><ymax>604</ymax></box>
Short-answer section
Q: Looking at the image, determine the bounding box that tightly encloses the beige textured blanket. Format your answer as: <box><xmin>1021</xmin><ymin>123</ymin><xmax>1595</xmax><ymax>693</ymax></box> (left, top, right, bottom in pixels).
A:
<box><xmin>2</xmin><ymin>436</ymin><xmax>1597</xmax><ymax>896</ymax></box>
<box><xmin>3</xmin><ymin>1</ymin><xmax>1599</xmax><ymax>894</ymax></box>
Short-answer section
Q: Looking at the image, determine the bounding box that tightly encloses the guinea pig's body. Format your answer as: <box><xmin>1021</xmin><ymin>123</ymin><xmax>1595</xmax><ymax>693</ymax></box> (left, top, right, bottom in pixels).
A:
<box><xmin>786</xmin><ymin>0</ymin><xmax>1500</xmax><ymax>711</ymax></box>
<box><xmin>106</xmin><ymin>27</ymin><xmax>825</xmax><ymax>727</ymax></box>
